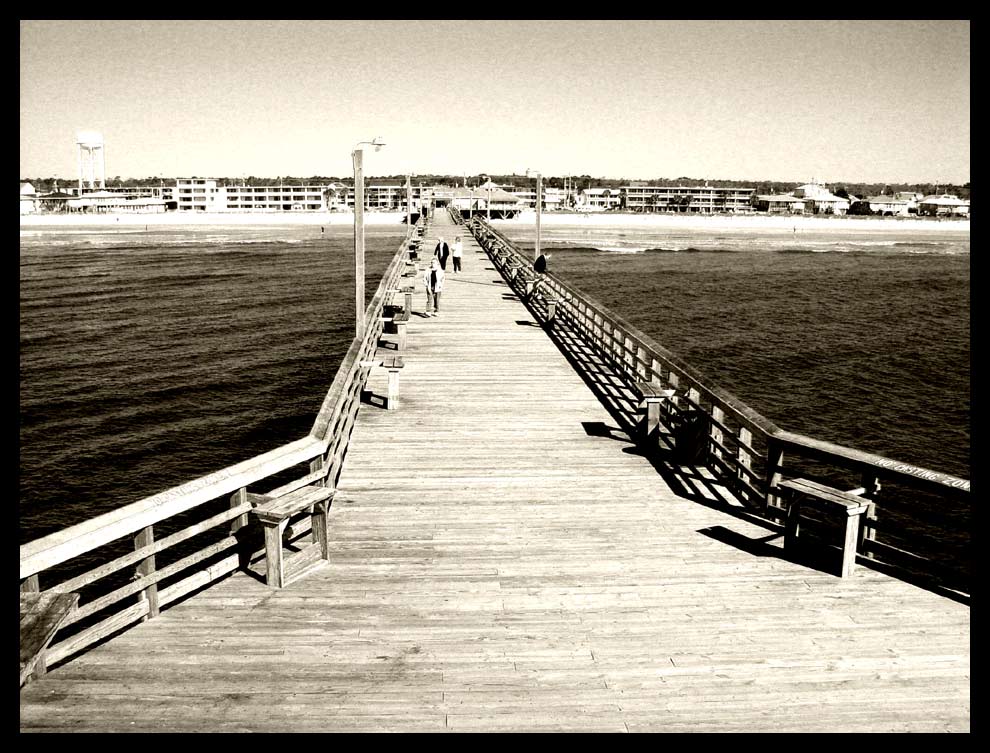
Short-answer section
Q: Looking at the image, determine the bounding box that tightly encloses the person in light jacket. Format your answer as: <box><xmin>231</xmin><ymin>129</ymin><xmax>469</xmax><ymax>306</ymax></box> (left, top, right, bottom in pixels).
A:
<box><xmin>451</xmin><ymin>236</ymin><xmax>464</xmax><ymax>272</ymax></box>
<box><xmin>423</xmin><ymin>257</ymin><xmax>445</xmax><ymax>316</ymax></box>
<box><xmin>434</xmin><ymin>236</ymin><xmax>450</xmax><ymax>270</ymax></box>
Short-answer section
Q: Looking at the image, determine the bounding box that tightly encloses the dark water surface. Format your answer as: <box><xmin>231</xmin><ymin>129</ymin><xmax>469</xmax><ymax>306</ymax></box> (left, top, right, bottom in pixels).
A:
<box><xmin>20</xmin><ymin>224</ymin><xmax>401</xmax><ymax>542</ymax></box>
<box><xmin>20</xmin><ymin>221</ymin><xmax>969</xmax><ymax>550</ymax></box>
<box><xmin>499</xmin><ymin>222</ymin><xmax>970</xmax><ymax>483</ymax></box>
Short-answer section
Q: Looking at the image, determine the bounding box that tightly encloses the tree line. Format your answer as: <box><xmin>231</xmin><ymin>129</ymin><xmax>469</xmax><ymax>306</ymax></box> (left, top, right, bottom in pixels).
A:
<box><xmin>20</xmin><ymin>174</ymin><xmax>971</xmax><ymax>201</ymax></box>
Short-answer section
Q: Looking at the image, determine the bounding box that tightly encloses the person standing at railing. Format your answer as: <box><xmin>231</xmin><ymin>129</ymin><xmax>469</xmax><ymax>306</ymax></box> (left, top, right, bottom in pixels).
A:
<box><xmin>529</xmin><ymin>252</ymin><xmax>551</xmax><ymax>301</ymax></box>
<box><xmin>423</xmin><ymin>257</ymin><xmax>445</xmax><ymax>317</ymax></box>
<box><xmin>434</xmin><ymin>236</ymin><xmax>450</xmax><ymax>270</ymax></box>
<box><xmin>451</xmin><ymin>236</ymin><xmax>463</xmax><ymax>273</ymax></box>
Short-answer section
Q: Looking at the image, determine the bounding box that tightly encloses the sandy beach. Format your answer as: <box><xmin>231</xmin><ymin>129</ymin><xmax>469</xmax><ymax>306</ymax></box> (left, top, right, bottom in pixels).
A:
<box><xmin>19</xmin><ymin>211</ymin><xmax>407</xmax><ymax>228</ymax></box>
<box><xmin>499</xmin><ymin>210</ymin><xmax>970</xmax><ymax>234</ymax></box>
<box><xmin>20</xmin><ymin>209</ymin><xmax>968</xmax><ymax>234</ymax></box>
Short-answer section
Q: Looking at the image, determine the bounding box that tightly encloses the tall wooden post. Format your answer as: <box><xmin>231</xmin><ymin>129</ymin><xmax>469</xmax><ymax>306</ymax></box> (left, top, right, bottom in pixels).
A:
<box><xmin>353</xmin><ymin>149</ymin><xmax>365</xmax><ymax>340</ymax></box>
<box><xmin>135</xmin><ymin>525</ymin><xmax>159</xmax><ymax>620</ymax></box>
<box><xmin>535</xmin><ymin>172</ymin><xmax>542</xmax><ymax>261</ymax></box>
<box><xmin>406</xmin><ymin>174</ymin><xmax>412</xmax><ymax>234</ymax></box>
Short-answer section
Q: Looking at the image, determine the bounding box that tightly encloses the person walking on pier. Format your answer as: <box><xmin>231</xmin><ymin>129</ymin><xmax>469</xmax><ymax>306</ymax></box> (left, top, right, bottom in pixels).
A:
<box><xmin>424</xmin><ymin>257</ymin><xmax>445</xmax><ymax>316</ymax></box>
<box><xmin>434</xmin><ymin>236</ymin><xmax>450</xmax><ymax>270</ymax></box>
<box><xmin>452</xmin><ymin>236</ymin><xmax>463</xmax><ymax>273</ymax></box>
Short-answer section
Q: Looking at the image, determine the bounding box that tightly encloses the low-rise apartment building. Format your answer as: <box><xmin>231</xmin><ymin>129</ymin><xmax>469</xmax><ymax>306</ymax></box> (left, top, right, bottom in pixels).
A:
<box><xmin>622</xmin><ymin>185</ymin><xmax>755</xmax><ymax>213</ymax></box>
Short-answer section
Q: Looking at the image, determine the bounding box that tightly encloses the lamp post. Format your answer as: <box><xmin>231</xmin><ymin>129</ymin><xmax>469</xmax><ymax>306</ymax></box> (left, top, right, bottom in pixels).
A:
<box><xmin>526</xmin><ymin>169</ymin><xmax>542</xmax><ymax>261</ymax></box>
<box><xmin>406</xmin><ymin>173</ymin><xmax>413</xmax><ymax>235</ymax></box>
<box><xmin>352</xmin><ymin>137</ymin><xmax>386</xmax><ymax>340</ymax></box>
<box><xmin>482</xmin><ymin>174</ymin><xmax>491</xmax><ymax>220</ymax></box>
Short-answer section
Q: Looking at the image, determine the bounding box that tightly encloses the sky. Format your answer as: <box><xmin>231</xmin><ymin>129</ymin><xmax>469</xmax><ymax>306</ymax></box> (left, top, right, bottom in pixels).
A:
<box><xmin>20</xmin><ymin>20</ymin><xmax>970</xmax><ymax>185</ymax></box>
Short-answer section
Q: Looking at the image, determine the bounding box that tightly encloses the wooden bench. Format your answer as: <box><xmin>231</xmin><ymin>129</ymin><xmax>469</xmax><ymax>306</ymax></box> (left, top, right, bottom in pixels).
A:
<box><xmin>778</xmin><ymin>478</ymin><xmax>872</xmax><ymax>578</ymax></box>
<box><xmin>634</xmin><ymin>381</ymin><xmax>676</xmax><ymax>440</ymax></box>
<box><xmin>392</xmin><ymin>309</ymin><xmax>410</xmax><ymax>351</ymax></box>
<box><xmin>250</xmin><ymin>485</ymin><xmax>335</xmax><ymax>588</ymax></box>
<box><xmin>359</xmin><ymin>355</ymin><xmax>405</xmax><ymax>410</ymax></box>
<box><xmin>20</xmin><ymin>591</ymin><xmax>79</xmax><ymax>686</ymax></box>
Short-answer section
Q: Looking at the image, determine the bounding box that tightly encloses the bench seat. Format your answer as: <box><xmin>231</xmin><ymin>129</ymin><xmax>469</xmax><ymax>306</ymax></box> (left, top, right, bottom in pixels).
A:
<box><xmin>778</xmin><ymin>478</ymin><xmax>872</xmax><ymax>578</ymax></box>
<box><xmin>251</xmin><ymin>485</ymin><xmax>335</xmax><ymax>588</ymax></box>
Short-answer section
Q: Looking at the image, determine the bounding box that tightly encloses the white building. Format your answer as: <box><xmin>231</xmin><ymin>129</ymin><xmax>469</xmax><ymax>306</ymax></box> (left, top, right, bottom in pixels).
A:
<box><xmin>866</xmin><ymin>195</ymin><xmax>911</xmax><ymax>216</ymax></box>
<box><xmin>918</xmin><ymin>194</ymin><xmax>969</xmax><ymax>217</ymax></box>
<box><xmin>791</xmin><ymin>183</ymin><xmax>850</xmax><ymax>215</ymax></box>
<box><xmin>579</xmin><ymin>188</ymin><xmax>622</xmax><ymax>211</ymax></box>
<box><xmin>20</xmin><ymin>183</ymin><xmax>38</xmax><ymax>214</ymax></box>
<box><xmin>625</xmin><ymin>185</ymin><xmax>755</xmax><ymax>213</ymax></box>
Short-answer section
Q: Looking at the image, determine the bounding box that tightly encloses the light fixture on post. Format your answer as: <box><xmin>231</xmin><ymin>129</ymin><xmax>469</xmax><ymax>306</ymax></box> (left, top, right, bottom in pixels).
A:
<box><xmin>352</xmin><ymin>137</ymin><xmax>386</xmax><ymax>340</ymax></box>
<box><xmin>526</xmin><ymin>168</ymin><xmax>542</xmax><ymax>261</ymax></box>
<box><xmin>405</xmin><ymin>173</ymin><xmax>414</xmax><ymax>235</ymax></box>
<box><xmin>482</xmin><ymin>174</ymin><xmax>491</xmax><ymax>220</ymax></box>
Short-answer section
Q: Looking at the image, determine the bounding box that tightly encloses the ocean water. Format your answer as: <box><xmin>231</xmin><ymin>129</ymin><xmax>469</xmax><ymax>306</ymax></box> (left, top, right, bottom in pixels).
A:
<box><xmin>20</xmin><ymin>221</ymin><xmax>969</xmax><ymax>552</ymax></box>
<box><xmin>498</xmin><ymin>222</ymin><xmax>970</xmax><ymax>481</ymax></box>
<box><xmin>19</xmin><ymin>224</ymin><xmax>402</xmax><ymax>543</ymax></box>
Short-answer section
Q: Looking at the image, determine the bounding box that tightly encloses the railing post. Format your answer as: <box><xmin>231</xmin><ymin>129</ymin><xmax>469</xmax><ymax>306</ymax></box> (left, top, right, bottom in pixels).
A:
<box><xmin>623</xmin><ymin>335</ymin><xmax>635</xmax><ymax>377</ymax></box>
<box><xmin>765</xmin><ymin>440</ymin><xmax>785</xmax><ymax>517</ymax></box>
<box><xmin>230</xmin><ymin>487</ymin><xmax>249</xmax><ymax>535</ymax></box>
<box><xmin>737</xmin><ymin>426</ymin><xmax>753</xmax><ymax>485</ymax></box>
<box><xmin>710</xmin><ymin>406</ymin><xmax>724</xmax><ymax>462</ymax></box>
<box><xmin>636</xmin><ymin>346</ymin><xmax>648</xmax><ymax>382</ymax></box>
<box><xmin>858</xmin><ymin>472</ymin><xmax>881</xmax><ymax>560</ymax></box>
<box><xmin>134</xmin><ymin>525</ymin><xmax>159</xmax><ymax>620</ymax></box>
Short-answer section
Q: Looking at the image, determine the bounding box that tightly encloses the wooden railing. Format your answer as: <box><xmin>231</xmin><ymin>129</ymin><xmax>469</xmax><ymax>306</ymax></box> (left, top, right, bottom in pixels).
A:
<box><xmin>470</xmin><ymin>217</ymin><xmax>970</xmax><ymax>593</ymax></box>
<box><xmin>19</xmin><ymin>227</ymin><xmax>419</xmax><ymax>669</ymax></box>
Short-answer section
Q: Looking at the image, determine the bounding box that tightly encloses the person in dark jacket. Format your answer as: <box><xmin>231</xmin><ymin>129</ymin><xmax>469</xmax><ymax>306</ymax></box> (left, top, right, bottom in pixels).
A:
<box><xmin>434</xmin><ymin>237</ymin><xmax>450</xmax><ymax>270</ymax></box>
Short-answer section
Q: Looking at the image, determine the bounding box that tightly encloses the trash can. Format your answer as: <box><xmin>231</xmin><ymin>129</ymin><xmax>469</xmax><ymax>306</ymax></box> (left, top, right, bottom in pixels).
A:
<box><xmin>673</xmin><ymin>409</ymin><xmax>709</xmax><ymax>465</ymax></box>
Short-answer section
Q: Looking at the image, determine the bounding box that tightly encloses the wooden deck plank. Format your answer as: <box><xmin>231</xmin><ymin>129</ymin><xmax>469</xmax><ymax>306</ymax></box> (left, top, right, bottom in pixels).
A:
<box><xmin>20</xmin><ymin>214</ymin><xmax>969</xmax><ymax>732</ymax></box>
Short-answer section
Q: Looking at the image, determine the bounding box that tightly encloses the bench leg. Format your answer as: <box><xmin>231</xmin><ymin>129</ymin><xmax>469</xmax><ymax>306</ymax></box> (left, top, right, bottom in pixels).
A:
<box><xmin>404</xmin><ymin>291</ymin><xmax>413</xmax><ymax>315</ymax></box>
<box><xmin>840</xmin><ymin>514</ymin><xmax>861</xmax><ymax>578</ymax></box>
<box><xmin>311</xmin><ymin>499</ymin><xmax>330</xmax><ymax>560</ymax></box>
<box><xmin>386</xmin><ymin>368</ymin><xmax>401</xmax><ymax>410</ymax></box>
<box><xmin>547</xmin><ymin>300</ymin><xmax>557</xmax><ymax>322</ymax></box>
<box><xmin>784</xmin><ymin>499</ymin><xmax>801</xmax><ymax>553</ymax></box>
<box><xmin>262</xmin><ymin>519</ymin><xmax>289</xmax><ymax>588</ymax></box>
<box><xmin>642</xmin><ymin>398</ymin><xmax>661</xmax><ymax>440</ymax></box>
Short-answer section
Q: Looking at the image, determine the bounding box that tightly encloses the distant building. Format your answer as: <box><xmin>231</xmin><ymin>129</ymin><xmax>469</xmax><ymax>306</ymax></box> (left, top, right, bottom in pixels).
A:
<box><xmin>866</xmin><ymin>195</ymin><xmax>910</xmax><ymax>216</ymax></box>
<box><xmin>20</xmin><ymin>182</ymin><xmax>37</xmax><ymax>214</ymax></box>
<box><xmin>449</xmin><ymin>186</ymin><xmax>527</xmax><ymax>217</ymax></box>
<box><xmin>580</xmin><ymin>188</ymin><xmax>622</xmax><ymax>211</ymax></box>
<box><xmin>623</xmin><ymin>185</ymin><xmax>755</xmax><ymax>213</ymax></box>
<box><xmin>222</xmin><ymin>183</ymin><xmax>336</xmax><ymax>212</ymax></box>
<box><xmin>752</xmin><ymin>194</ymin><xmax>806</xmax><ymax>214</ymax></box>
<box><xmin>791</xmin><ymin>183</ymin><xmax>850</xmax><ymax>215</ymax></box>
<box><xmin>918</xmin><ymin>194</ymin><xmax>969</xmax><ymax>217</ymax></box>
<box><xmin>66</xmin><ymin>190</ymin><xmax>167</xmax><ymax>214</ymax></box>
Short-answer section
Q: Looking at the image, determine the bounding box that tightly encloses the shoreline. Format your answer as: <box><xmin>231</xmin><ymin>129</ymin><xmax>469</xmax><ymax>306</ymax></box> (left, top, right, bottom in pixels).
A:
<box><xmin>19</xmin><ymin>211</ymin><xmax>406</xmax><ymax>228</ymax></box>
<box><xmin>498</xmin><ymin>211</ymin><xmax>969</xmax><ymax>234</ymax></box>
<box><xmin>19</xmin><ymin>209</ymin><xmax>969</xmax><ymax>234</ymax></box>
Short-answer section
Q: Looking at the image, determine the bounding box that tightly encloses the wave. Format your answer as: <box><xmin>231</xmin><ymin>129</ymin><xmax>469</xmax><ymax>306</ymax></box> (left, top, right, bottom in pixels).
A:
<box><xmin>643</xmin><ymin>246</ymin><xmax>737</xmax><ymax>254</ymax></box>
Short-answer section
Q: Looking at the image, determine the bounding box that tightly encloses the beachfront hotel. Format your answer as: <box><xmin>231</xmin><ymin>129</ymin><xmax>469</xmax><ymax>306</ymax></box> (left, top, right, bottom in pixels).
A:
<box><xmin>621</xmin><ymin>185</ymin><xmax>755</xmax><ymax>213</ymax></box>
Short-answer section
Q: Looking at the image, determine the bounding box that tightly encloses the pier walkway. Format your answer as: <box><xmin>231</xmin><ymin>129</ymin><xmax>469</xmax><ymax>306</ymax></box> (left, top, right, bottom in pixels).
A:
<box><xmin>19</xmin><ymin>212</ymin><xmax>969</xmax><ymax>732</ymax></box>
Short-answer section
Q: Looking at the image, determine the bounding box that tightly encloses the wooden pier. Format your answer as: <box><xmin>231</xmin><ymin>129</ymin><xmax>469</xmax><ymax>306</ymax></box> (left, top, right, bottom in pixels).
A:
<box><xmin>19</xmin><ymin>210</ymin><xmax>969</xmax><ymax>732</ymax></box>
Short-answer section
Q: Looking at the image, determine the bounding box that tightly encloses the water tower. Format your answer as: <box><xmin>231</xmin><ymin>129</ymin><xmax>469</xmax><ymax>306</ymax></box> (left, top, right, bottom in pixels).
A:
<box><xmin>76</xmin><ymin>130</ymin><xmax>106</xmax><ymax>191</ymax></box>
